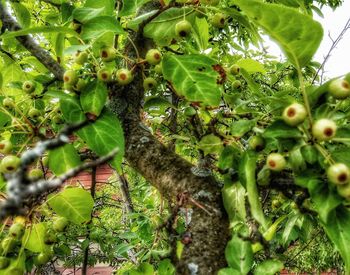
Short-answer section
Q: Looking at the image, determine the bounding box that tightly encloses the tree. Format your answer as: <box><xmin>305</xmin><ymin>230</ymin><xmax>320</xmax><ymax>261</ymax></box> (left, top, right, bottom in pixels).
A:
<box><xmin>0</xmin><ymin>0</ymin><xmax>349</xmax><ymax>274</ymax></box>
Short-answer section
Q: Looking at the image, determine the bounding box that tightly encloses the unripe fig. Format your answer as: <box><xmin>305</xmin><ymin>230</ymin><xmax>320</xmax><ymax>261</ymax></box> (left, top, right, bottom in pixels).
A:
<box><xmin>35</xmin><ymin>252</ymin><xmax>52</xmax><ymax>266</ymax></box>
<box><xmin>63</xmin><ymin>70</ymin><xmax>78</xmax><ymax>86</ymax></box>
<box><xmin>9</xmin><ymin>223</ymin><xmax>25</xmax><ymax>239</ymax></box>
<box><xmin>0</xmin><ymin>140</ymin><xmax>13</xmax><ymax>154</ymax></box>
<box><xmin>53</xmin><ymin>217</ymin><xmax>68</xmax><ymax>232</ymax></box>
<box><xmin>74</xmin><ymin>78</ymin><xmax>87</xmax><ymax>92</ymax></box>
<box><xmin>2</xmin><ymin>98</ymin><xmax>15</xmax><ymax>110</ymax></box>
<box><xmin>154</xmin><ymin>64</ymin><xmax>163</xmax><ymax>74</ymax></box>
<box><xmin>328</xmin><ymin>78</ymin><xmax>350</xmax><ymax>99</ymax></box>
<box><xmin>266</xmin><ymin>153</ymin><xmax>286</xmax><ymax>172</ymax></box>
<box><xmin>248</xmin><ymin>136</ymin><xmax>265</xmax><ymax>151</ymax></box>
<box><xmin>184</xmin><ymin>106</ymin><xmax>197</xmax><ymax>117</ymax></box>
<box><xmin>22</xmin><ymin>80</ymin><xmax>36</xmax><ymax>93</ymax></box>
<box><xmin>74</xmin><ymin>51</ymin><xmax>88</xmax><ymax>65</ymax></box>
<box><xmin>145</xmin><ymin>49</ymin><xmax>162</xmax><ymax>65</ymax></box>
<box><xmin>282</xmin><ymin>103</ymin><xmax>307</xmax><ymax>126</ymax></box>
<box><xmin>337</xmin><ymin>183</ymin><xmax>350</xmax><ymax>200</ymax></box>
<box><xmin>0</xmin><ymin>257</ymin><xmax>10</xmax><ymax>269</ymax></box>
<box><xmin>143</xmin><ymin>77</ymin><xmax>157</xmax><ymax>90</ymax></box>
<box><xmin>0</xmin><ymin>155</ymin><xmax>21</xmax><ymax>173</ymax></box>
<box><xmin>312</xmin><ymin>118</ymin><xmax>337</xmax><ymax>141</ymax></box>
<box><xmin>232</xmin><ymin>80</ymin><xmax>241</xmax><ymax>89</ymax></box>
<box><xmin>230</xmin><ymin>64</ymin><xmax>240</xmax><ymax>75</ymax></box>
<box><xmin>100</xmin><ymin>46</ymin><xmax>116</xmax><ymax>62</ymax></box>
<box><xmin>28</xmin><ymin>168</ymin><xmax>44</xmax><ymax>180</ymax></box>
<box><xmin>116</xmin><ymin>68</ymin><xmax>133</xmax><ymax>85</ymax></box>
<box><xmin>97</xmin><ymin>68</ymin><xmax>113</xmax><ymax>82</ymax></box>
<box><xmin>327</xmin><ymin>163</ymin><xmax>350</xmax><ymax>185</ymax></box>
<box><xmin>175</xmin><ymin>20</ymin><xmax>192</xmax><ymax>38</ymax></box>
<box><xmin>28</xmin><ymin>108</ymin><xmax>41</xmax><ymax>120</ymax></box>
<box><xmin>211</xmin><ymin>13</ymin><xmax>227</xmax><ymax>28</ymax></box>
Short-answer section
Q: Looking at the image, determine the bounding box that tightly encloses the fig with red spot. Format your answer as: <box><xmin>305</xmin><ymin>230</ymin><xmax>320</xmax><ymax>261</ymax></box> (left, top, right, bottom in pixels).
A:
<box><xmin>175</xmin><ymin>20</ymin><xmax>192</xmax><ymax>38</ymax></box>
<box><xmin>97</xmin><ymin>68</ymin><xmax>113</xmax><ymax>82</ymax></box>
<box><xmin>282</xmin><ymin>103</ymin><xmax>307</xmax><ymax>126</ymax></box>
<box><xmin>0</xmin><ymin>155</ymin><xmax>21</xmax><ymax>174</ymax></box>
<box><xmin>312</xmin><ymin>118</ymin><xmax>337</xmax><ymax>141</ymax></box>
<box><xmin>0</xmin><ymin>140</ymin><xmax>13</xmax><ymax>154</ymax></box>
<box><xmin>145</xmin><ymin>49</ymin><xmax>162</xmax><ymax>65</ymax></box>
<box><xmin>211</xmin><ymin>13</ymin><xmax>227</xmax><ymax>28</ymax></box>
<box><xmin>328</xmin><ymin>78</ymin><xmax>350</xmax><ymax>99</ymax></box>
<box><xmin>266</xmin><ymin>153</ymin><xmax>286</xmax><ymax>172</ymax></box>
<box><xmin>327</xmin><ymin>163</ymin><xmax>350</xmax><ymax>185</ymax></box>
<box><xmin>116</xmin><ymin>68</ymin><xmax>133</xmax><ymax>85</ymax></box>
<box><xmin>22</xmin><ymin>80</ymin><xmax>36</xmax><ymax>93</ymax></box>
<box><xmin>63</xmin><ymin>70</ymin><xmax>78</xmax><ymax>86</ymax></box>
<box><xmin>100</xmin><ymin>46</ymin><xmax>116</xmax><ymax>62</ymax></box>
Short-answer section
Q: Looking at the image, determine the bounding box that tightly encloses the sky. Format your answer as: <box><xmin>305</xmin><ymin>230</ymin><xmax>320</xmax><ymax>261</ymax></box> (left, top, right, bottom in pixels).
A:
<box><xmin>264</xmin><ymin>1</ymin><xmax>350</xmax><ymax>79</ymax></box>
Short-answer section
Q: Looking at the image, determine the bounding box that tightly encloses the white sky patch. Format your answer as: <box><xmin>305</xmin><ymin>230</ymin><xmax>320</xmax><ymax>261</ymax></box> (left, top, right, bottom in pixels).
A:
<box><xmin>263</xmin><ymin>2</ymin><xmax>350</xmax><ymax>79</ymax></box>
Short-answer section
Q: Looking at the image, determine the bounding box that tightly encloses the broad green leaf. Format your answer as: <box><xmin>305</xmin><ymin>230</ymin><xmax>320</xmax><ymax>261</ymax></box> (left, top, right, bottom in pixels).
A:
<box><xmin>23</xmin><ymin>223</ymin><xmax>49</xmax><ymax>253</ymax></box>
<box><xmin>237</xmin><ymin>59</ymin><xmax>266</xmax><ymax>74</ymax></box>
<box><xmin>198</xmin><ymin>134</ymin><xmax>223</xmax><ymax>155</ymax></box>
<box><xmin>0</xmin><ymin>26</ymin><xmax>77</xmax><ymax>39</ymax></box>
<box><xmin>81</xmin><ymin>16</ymin><xmax>124</xmax><ymax>41</ymax></box>
<box><xmin>59</xmin><ymin>94</ymin><xmax>85</xmax><ymax>123</ymax></box>
<box><xmin>163</xmin><ymin>54</ymin><xmax>222</xmax><ymax>106</ymax></box>
<box><xmin>230</xmin><ymin>119</ymin><xmax>256</xmax><ymax>137</ymax></box>
<box><xmin>239</xmin><ymin>151</ymin><xmax>268</xmax><ymax>230</ymax></box>
<box><xmin>282</xmin><ymin>215</ymin><xmax>299</xmax><ymax>245</ymax></box>
<box><xmin>331</xmin><ymin>147</ymin><xmax>350</xmax><ymax>167</ymax></box>
<box><xmin>77</xmin><ymin>109</ymin><xmax>125</xmax><ymax>172</ymax></box>
<box><xmin>222</xmin><ymin>182</ymin><xmax>246</xmax><ymax>224</ymax></box>
<box><xmin>84</xmin><ymin>0</ymin><xmax>115</xmax><ymax>16</ymax></box>
<box><xmin>11</xmin><ymin>2</ymin><xmax>31</xmax><ymax>29</ymax></box>
<box><xmin>120</xmin><ymin>0</ymin><xmax>151</xmax><ymax>16</ymax></box>
<box><xmin>218</xmin><ymin>268</ymin><xmax>241</xmax><ymax>275</ymax></box>
<box><xmin>233</xmin><ymin>0</ymin><xmax>323</xmax><ymax>68</ymax></box>
<box><xmin>48</xmin><ymin>143</ymin><xmax>82</xmax><ymax>176</ymax></box>
<box><xmin>225</xmin><ymin>235</ymin><xmax>253</xmax><ymax>274</ymax></box>
<box><xmin>47</xmin><ymin>188</ymin><xmax>94</xmax><ymax>224</ymax></box>
<box><xmin>263</xmin><ymin>120</ymin><xmax>302</xmax><ymax>139</ymax></box>
<box><xmin>144</xmin><ymin>96</ymin><xmax>173</xmax><ymax>116</ymax></box>
<box><xmin>254</xmin><ymin>259</ymin><xmax>284</xmax><ymax>275</ymax></box>
<box><xmin>73</xmin><ymin>7</ymin><xmax>105</xmax><ymax>23</ymax></box>
<box><xmin>193</xmin><ymin>17</ymin><xmax>209</xmax><ymax>50</ymax></box>
<box><xmin>2</xmin><ymin>63</ymin><xmax>26</xmax><ymax>96</ymax></box>
<box><xmin>218</xmin><ymin>145</ymin><xmax>241</xmax><ymax>171</ymax></box>
<box><xmin>80</xmin><ymin>80</ymin><xmax>108</xmax><ymax>117</ymax></box>
<box><xmin>158</xmin><ymin>259</ymin><xmax>175</xmax><ymax>275</ymax></box>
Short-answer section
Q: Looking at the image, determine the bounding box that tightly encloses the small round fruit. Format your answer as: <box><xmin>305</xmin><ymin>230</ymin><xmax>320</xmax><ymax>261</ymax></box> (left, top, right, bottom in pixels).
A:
<box><xmin>63</xmin><ymin>70</ymin><xmax>78</xmax><ymax>86</ymax></box>
<box><xmin>2</xmin><ymin>98</ymin><xmax>15</xmax><ymax>110</ymax></box>
<box><xmin>0</xmin><ymin>155</ymin><xmax>21</xmax><ymax>174</ymax></box>
<box><xmin>211</xmin><ymin>13</ymin><xmax>227</xmax><ymax>28</ymax></box>
<box><xmin>22</xmin><ymin>80</ymin><xmax>36</xmax><ymax>93</ymax></box>
<box><xmin>1</xmin><ymin>237</ymin><xmax>17</xmax><ymax>254</ymax></box>
<box><xmin>200</xmin><ymin>0</ymin><xmax>220</xmax><ymax>5</ymax></box>
<box><xmin>154</xmin><ymin>64</ymin><xmax>163</xmax><ymax>74</ymax></box>
<box><xmin>230</xmin><ymin>64</ymin><xmax>240</xmax><ymax>75</ymax></box>
<box><xmin>312</xmin><ymin>118</ymin><xmax>337</xmax><ymax>141</ymax></box>
<box><xmin>74</xmin><ymin>78</ymin><xmax>87</xmax><ymax>92</ymax></box>
<box><xmin>145</xmin><ymin>49</ymin><xmax>162</xmax><ymax>65</ymax></box>
<box><xmin>9</xmin><ymin>223</ymin><xmax>25</xmax><ymax>239</ymax></box>
<box><xmin>53</xmin><ymin>217</ymin><xmax>68</xmax><ymax>232</ymax></box>
<box><xmin>100</xmin><ymin>46</ymin><xmax>116</xmax><ymax>62</ymax></box>
<box><xmin>28</xmin><ymin>108</ymin><xmax>41</xmax><ymax>120</ymax></box>
<box><xmin>0</xmin><ymin>140</ymin><xmax>13</xmax><ymax>154</ymax></box>
<box><xmin>328</xmin><ymin>78</ymin><xmax>350</xmax><ymax>99</ymax></box>
<box><xmin>184</xmin><ymin>106</ymin><xmax>196</xmax><ymax>117</ymax></box>
<box><xmin>248</xmin><ymin>136</ymin><xmax>265</xmax><ymax>151</ymax></box>
<box><xmin>327</xmin><ymin>163</ymin><xmax>350</xmax><ymax>185</ymax></box>
<box><xmin>97</xmin><ymin>68</ymin><xmax>113</xmax><ymax>82</ymax></box>
<box><xmin>74</xmin><ymin>51</ymin><xmax>88</xmax><ymax>65</ymax></box>
<box><xmin>13</xmin><ymin>216</ymin><xmax>26</xmax><ymax>225</ymax></box>
<box><xmin>116</xmin><ymin>68</ymin><xmax>133</xmax><ymax>85</ymax></box>
<box><xmin>232</xmin><ymin>80</ymin><xmax>241</xmax><ymax>89</ymax></box>
<box><xmin>143</xmin><ymin>77</ymin><xmax>157</xmax><ymax>90</ymax></box>
<box><xmin>35</xmin><ymin>252</ymin><xmax>51</xmax><ymax>266</ymax></box>
<box><xmin>337</xmin><ymin>183</ymin><xmax>350</xmax><ymax>200</ymax></box>
<box><xmin>175</xmin><ymin>20</ymin><xmax>192</xmax><ymax>38</ymax></box>
<box><xmin>282</xmin><ymin>103</ymin><xmax>307</xmax><ymax>126</ymax></box>
<box><xmin>266</xmin><ymin>153</ymin><xmax>286</xmax><ymax>172</ymax></box>
<box><xmin>28</xmin><ymin>168</ymin><xmax>44</xmax><ymax>180</ymax></box>
<box><xmin>0</xmin><ymin>257</ymin><xmax>10</xmax><ymax>270</ymax></box>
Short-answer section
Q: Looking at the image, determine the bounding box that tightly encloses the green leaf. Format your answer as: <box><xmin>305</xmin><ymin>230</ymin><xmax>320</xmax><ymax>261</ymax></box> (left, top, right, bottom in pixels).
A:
<box><xmin>73</xmin><ymin>7</ymin><xmax>106</xmax><ymax>23</ymax></box>
<box><xmin>81</xmin><ymin>16</ymin><xmax>124</xmax><ymax>41</ymax></box>
<box><xmin>11</xmin><ymin>2</ymin><xmax>31</xmax><ymax>29</ymax></box>
<box><xmin>59</xmin><ymin>94</ymin><xmax>86</xmax><ymax>123</ymax></box>
<box><xmin>163</xmin><ymin>54</ymin><xmax>222</xmax><ymax>106</ymax></box>
<box><xmin>23</xmin><ymin>223</ymin><xmax>49</xmax><ymax>253</ymax></box>
<box><xmin>47</xmin><ymin>188</ymin><xmax>94</xmax><ymax>224</ymax></box>
<box><xmin>230</xmin><ymin>119</ymin><xmax>256</xmax><ymax>137</ymax></box>
<box><xmin>198</xmin><ymin>134</ymin><xmax>223</xmax><ymax>155</ymax></box>
<box><xmin>193</xmin><ymin>17</ymin><xmax>209</xmax><ymax>50</ymax></box>
<box><xmin>80</xmin><ymin>80</ymin><xmax>108</xmax><ymax>117</ymax></box>
<box><xmin>222</xmin><ymin>182</ymin><xmax>246</xmax><ymax>224</ymax></box>
<box><xmin>239</xmin><ymin>151</ymin><xmax>268</xmax><ymax>230</ymax></box>
<box><xmin>77</xmin><ymin>109</ymin><xmax>125</xmax><ymax>172</ymax></box>
<box><xmin>233</xmin><ymin>0</ymin><xmax>323</xmax><ymax>68</ymax></box>
<box><xmin>0</xmin><ymin>26</ymin><xmax>77</xmax><ymax>39</ymax></box>
<box><xmin>120</xmin><ymin>0</ymin><xmax>151</xmax><ymax>16</ymax></box>
<box><xmin>225</xmin><ymin>235</ymin><xmax>253</xmax><ymax>274</ymax></box>
<box><xmin>263</xmin><ymin>120</ymin><xmax>302</xmax><ymax>139</ymax></box>
<box><xmin>48</xmin><ymin>144</ymin><xmax>82</xmax><ymax>176</ymax></box>
<box><xmin>218</xmin><ymin>268</ymin><xmax>241</xmax><ymax>275</ymax></box>
<box><xmin>144</xmin><ymin>96</ymin><xmax>173</xmax><ymax>116</ymax></box>
<box><xmin>237</xmin><ymin>59</ymin><xmax>266</xmax><ymax>74</ymax></box>
<box><xmin>254</xmin><ymin>259</ymin><xmax>284</xmax><ymax>275</ymax></box>
<box><xmin>84</xmin><ymin>0</ymin><xmax>115</xmax><ymax>16</ymax></box>
<box><xmin>158</xmin><ymin>259</ymin><xmax>175</xmax><ymax>275</ymax></box>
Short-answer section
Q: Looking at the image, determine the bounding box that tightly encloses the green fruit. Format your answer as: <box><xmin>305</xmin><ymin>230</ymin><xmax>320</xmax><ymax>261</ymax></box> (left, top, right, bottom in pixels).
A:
<box><xmin>100</xmin><ymin>46</ymin><xmax>116</xmax><ymax>62</ymax></box>
<box><xmin>232</xmin><ymin>80</ymin><xmax>241</xmax><ymax>89</ymax></box>
<box><xmin>28</xmin><ymin>168</ymin><xmax>44</xmax><ymax>180</ymax></box>
<box><xmin>200</xmin><ymin>0</ymin><xmax>220</xmax><ymax>5</ymax></box>
<box><xmin>0</xmin><ymin>155</ymin><xmax>21</xmax><ymax>174</ymax></box>
<box><xmin>271</xmin><ymin>199</ymin><xmax>281</xmax><ymax>209</ymax></box>
<box><xmin>211</xmin><ymin>13</ymin><xmax>227</xmax><ymax>28</ymax></box>
<box><xmin>337</xmin><ymin>183</ymin><xmax>350</xmax><ymax>200</ymax></box>
<box><xmin>175</xmin><ymin>20</ymin><xmax>192</xmax><ymax>38</ymax></box>
<box><xmin>327</xmin><ymin>163</ymin><xmax>350</xmax><ymax>185</ymax></box>
<box><xmin>28</xmin><ymin>108</ymin><xmax>41</xmax><ymax>120</ymax></box>
<box><xmin>154</xmin><ymin>64</ymin><xmax>163</xmax><ymax>74</ymax></box>
<box><xmin>143</xmin><ymin>77</ymin><xmax>157</xmax><ymax>90</ymax></box>
<box><xmin>74</xmin><ymin>51</ymin><xmax>88</xmax><ymax>65</ymax></box>
<box><xmin>1</xmin><ymin>237</ymin><xmax>17</xmax><ymax>254</ymax></box>
<box><xmin>266</xmin><ymin>153</ymin><xmax>286</xmax><ymax>172</ymax></box>
<box><xmin>248</xmin><ymin>136</ymin><xmax>265</xmax><ymax>151</ymax></box>
<box><xmin>22</xmin><ymin>80</ymin><xmax>36</xmax><ymax>93</ymax></box>
<box><xmin>97</xmin><ymin>68</ymin><xmax>113</xmax><ymax>82</ymax></box>
<box><xmin>328</xmin><ymin>78</ymin><xmax>350</xmax><ymax>99</ymax></box>
<box><xmin>282</xmin><ymin>103</ymin><xmax>307</xmax><ymax>126</ymax></box>
<box><xmin>9</xmin><ymin>223</ymin><xmax>25</xmax><ymax>239</ymax></box>
<box><xmin>53</xmin><ymin>217</ymin><xmax>68</xmax><ymax>232</ymax></box>
<box><xmin>4</xmin><ymin>268</ymin><xmax>24</xmax><ymax>275</ymax></box>
<box><xmin>35</xmin><ymin>252</ymin><xmax>51</xmax><ymax>266</ymax></box>
<box><xmin>312</xmin><ymin>118</ymin><xmax>337</xmax><ymax>141</ymax></box>
<box><xmin>0</xmin><ymin>140</ymin><xmax>13</xmax><ymax>154</ymax></box>
<box><xmin>64</xmin><ymin>82</ymin><xmax>74</xmax><ymax>92</ymax></box>
<box><xmin>0</xmin><ymin>257</ymin><xmax>10</xmax><ymax>270</ymax></box>
<box><xmin>44</xmin><ymin>230</ymin><xmax>57</xmax><ymax>245</ymax></box>
<box><xmin>42</xmin><ymin>156</ymin><xmax>49</xmax><ymax>166</ymax></box>
<box><xmin>230</xmin><ymin>64</ymin><xmax>240</xmax><ymax>75</ymax></box>
<box><xmin>2</xmin><ymin>98</ymin><xmax>15</xmax><ymax>110</ymax></box>
<box><xmin>145</xmin><ymin>49</ymin><xmax>162</xmax><ymax>65</ymax></box>
<box><xmin>116</xmin><ymin>68</ymin><xmax>133</xmax><ymax>85</ymax></box>
<box><xmin>184</xmin><ymin>106</ymin><xmax>196</xmax><ymax>117</ymax></box>
<box><xmin>74</xmin><ymin>78</ymin><xmax>87</xmax><ymax>92</ymax></box>
<box><xmin>63</xmin><ymin>70</ymin><xmax>78</xmax><ymax>86</ymax></box>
